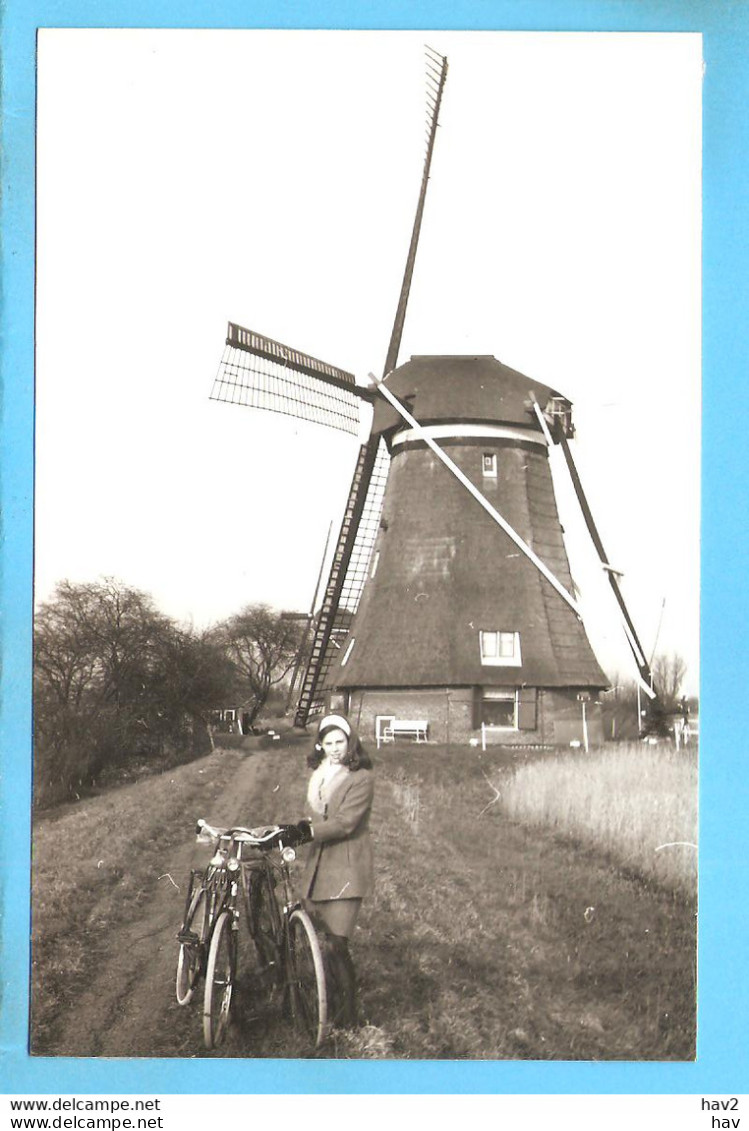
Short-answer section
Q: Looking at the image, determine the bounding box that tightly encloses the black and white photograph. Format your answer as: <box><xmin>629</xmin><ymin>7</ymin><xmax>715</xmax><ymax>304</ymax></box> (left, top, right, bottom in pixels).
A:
<box><xmin>32</xmin><ymin>29</ymin><xmax>701</xmax><ymax>1061</ymax></box>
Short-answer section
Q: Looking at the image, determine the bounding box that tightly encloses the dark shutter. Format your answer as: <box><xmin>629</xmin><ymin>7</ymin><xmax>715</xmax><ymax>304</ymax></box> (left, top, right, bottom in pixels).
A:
<box><xmin>471</xmin><ymin>686</ymin><xmax>483</xmax><ymax>729</ymax></box>
<box><xmin>518</xmin><ymin>687</ymin><xmax>537</xmax><ymax>731</ymax></box>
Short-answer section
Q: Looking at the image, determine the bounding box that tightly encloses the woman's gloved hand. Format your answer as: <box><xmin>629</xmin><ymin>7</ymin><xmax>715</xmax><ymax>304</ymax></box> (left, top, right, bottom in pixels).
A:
<box><xmin>279</xmin><ymin>819</ymin><xmax>313</xmax><ymax>847</ymax></box>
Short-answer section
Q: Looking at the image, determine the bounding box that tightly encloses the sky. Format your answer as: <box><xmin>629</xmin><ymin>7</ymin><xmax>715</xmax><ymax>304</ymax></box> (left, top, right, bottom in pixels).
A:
<box><xmin>35</xmin><ymin>29</ymin><xmax>702</xmax><ymax>694</ymax></box>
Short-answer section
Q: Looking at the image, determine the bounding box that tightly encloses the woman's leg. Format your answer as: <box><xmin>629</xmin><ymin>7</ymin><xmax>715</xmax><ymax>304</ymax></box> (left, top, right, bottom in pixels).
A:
<box><xmin>308</xmin><ymin>898</ymin><xmax>362</xmax><ymax>938</ymax></box>
<box><xmin>326</xmin><ymin>934</ymin><xmax>357</xmax><ymax>1028</ymax></box>
<box><xmin>306</xmin><ymin>899</ymin><xmax>362</xmax><ymax>1028</ymax></box>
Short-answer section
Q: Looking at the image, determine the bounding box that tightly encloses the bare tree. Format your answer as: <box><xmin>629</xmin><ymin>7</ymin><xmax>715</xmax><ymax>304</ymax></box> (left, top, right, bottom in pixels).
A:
<box><xmin>34</xmin><ymin>578</ymin><xmax>234</xmax><ymax>805</ymax></box>
<box><xmin>221</xmin><ymin>604</ymin><xmax>305</xmax><ymax>727</ymax></box>
<box><xmin>154</xmin><ymin>625</ymin><xmax>234</xmax><ymax>750</ymax></box>
<box><xmin>599</xmin><ymin>675</ymin><xmax>640</xmax><ymax>741</ymax></box>
<box><xmin>652</xmin><ymin>653</ymin><xmax>688</xmax><ymax>711</ymax></box>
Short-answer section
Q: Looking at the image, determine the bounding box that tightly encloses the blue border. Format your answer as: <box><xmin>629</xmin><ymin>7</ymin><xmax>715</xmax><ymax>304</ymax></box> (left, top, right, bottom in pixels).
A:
<box><xmin>2</xmin><ymin>0</ymin><xmax>748</xmax><ymax>1095</ymax></box>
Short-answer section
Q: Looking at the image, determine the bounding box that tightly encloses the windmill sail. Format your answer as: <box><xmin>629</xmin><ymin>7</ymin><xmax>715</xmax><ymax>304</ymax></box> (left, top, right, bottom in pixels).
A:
<box><xmin>553</xmin><ymin>424</ymin><xmax>659</xmax><ymax>701</ymax></box>
<box><xmin>384</xmin><ymin>47</ymin><xmax>448</xmax><ymax>376</ymax></box>
<box><xmin>294</xmin><ymin>435</ymin><xmax>390</xmax><ymax>724</ymax></box>
<box><xmin>210</xmin><ymin>50</ymin><xmax>450</xmax><ymax>727</ymax></box>
<box><xmin>293</xmin><ymin>47</ymin><xmax>449</xmax><ymax>726</ymax></box>
<box><xmin>211</xmin><ymin>322</ymin><xmax>369</xmax><ymax>435</ymax></box>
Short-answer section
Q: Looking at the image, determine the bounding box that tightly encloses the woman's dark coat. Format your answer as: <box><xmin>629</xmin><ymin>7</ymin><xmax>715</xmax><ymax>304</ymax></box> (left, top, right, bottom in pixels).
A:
<box><xmin>301</xmin><ymin>769</ymin><xmax>374</xmax><ymax>901</ymax></box>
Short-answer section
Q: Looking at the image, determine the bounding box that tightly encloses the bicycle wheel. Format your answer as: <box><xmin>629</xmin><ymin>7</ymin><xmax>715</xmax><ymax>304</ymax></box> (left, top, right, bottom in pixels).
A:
<box><xmin>203</xmin><ymin>911</ymin><xmax>237</xmax><ymax>1049</ymax></box>
<box><xmin>176</xmin><ymin>886</ymin><xmax>207</xmax><ymax>1005</ymax></box>
<box><xmin>286</xmin><ymin>908</ymin><xmax>327</xmax><ymax>1048</ymax></box>
<box><xmin>233</xmin><ymin>865</ymin><xmax>282</xmax><ymax>1030</ymax></box>
<box><xmin>246</xmin><ymin>866</ymin><xmax>282</xmax><ymax>981</ymax></box>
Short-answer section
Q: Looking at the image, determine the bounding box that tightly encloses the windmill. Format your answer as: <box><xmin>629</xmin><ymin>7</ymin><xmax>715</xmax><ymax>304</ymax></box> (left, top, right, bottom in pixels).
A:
<box><xmin>210</xmin><ymin>46</ymin><xmax>659</xmax><ymax>746</ymax></box>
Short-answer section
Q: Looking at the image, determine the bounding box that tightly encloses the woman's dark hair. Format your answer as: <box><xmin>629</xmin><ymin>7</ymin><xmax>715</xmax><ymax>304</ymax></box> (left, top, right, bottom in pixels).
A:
<box><xmin>307</xmin><ymin>724</ymin><xmax>373</xmax><ymax>772</ymax></box>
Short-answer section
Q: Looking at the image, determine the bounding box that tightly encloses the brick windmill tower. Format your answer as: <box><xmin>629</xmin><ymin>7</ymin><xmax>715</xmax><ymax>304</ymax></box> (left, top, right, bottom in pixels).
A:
<box><xmin>211</xmin><ymin>48</ymin><xmax>658</xmax><ymax>746</ymax></box>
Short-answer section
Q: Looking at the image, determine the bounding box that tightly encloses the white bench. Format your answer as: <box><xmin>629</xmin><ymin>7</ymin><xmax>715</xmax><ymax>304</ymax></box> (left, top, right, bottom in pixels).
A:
<box><xmin>378</xmin><ymin>719</ymin><xmax>428</xmax><ymax>747</ymax></box>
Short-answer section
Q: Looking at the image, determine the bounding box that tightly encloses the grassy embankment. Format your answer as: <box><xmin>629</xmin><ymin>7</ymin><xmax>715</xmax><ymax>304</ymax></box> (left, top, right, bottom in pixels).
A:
<box><xmin>32</xmin><ymin>737</ymin><xmax>697</xmax><ymax>1060</ymax></box>
<box><xmin>31</xmin><ymin>747</ymin><xmax>265</xmax><ymax>1050</ymax></box>
<box><xmin>354</xmin><ymin>741</ymin><xmax>696</xmax><ymax>1060</ymax></box>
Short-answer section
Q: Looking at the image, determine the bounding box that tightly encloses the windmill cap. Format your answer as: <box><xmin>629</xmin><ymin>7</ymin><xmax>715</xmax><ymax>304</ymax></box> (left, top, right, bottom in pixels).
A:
<box><xmin>372</xmin><ymin>354</ymin><xmax>567</xmax><ymax>436</ymax></box>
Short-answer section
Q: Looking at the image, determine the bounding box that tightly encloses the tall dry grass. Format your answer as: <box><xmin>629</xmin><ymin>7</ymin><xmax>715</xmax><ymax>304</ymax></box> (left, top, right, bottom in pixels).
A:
<box><xmin>495</xmin><ymin>742</ymin><xmax>697</xmax><ymax>894</ymax></box>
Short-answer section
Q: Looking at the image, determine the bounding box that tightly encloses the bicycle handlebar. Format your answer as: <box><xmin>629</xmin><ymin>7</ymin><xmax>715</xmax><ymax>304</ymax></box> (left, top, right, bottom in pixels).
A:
<box><xmin>196</xmin><ymin>818</ymin><xmax>286</xmax><ymax>847</ymax></box>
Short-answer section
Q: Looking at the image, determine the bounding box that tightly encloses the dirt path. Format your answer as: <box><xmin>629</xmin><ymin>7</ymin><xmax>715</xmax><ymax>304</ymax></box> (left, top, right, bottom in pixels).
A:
<box><xmin>50</xmin><ymin>753</ymin><xmax>279</xmax><ymax>1058</ymax></box>
<box><xmin>39</xmin><ymin>743</ymin><xmax>696</xmax><ymax>1061</ymax></box>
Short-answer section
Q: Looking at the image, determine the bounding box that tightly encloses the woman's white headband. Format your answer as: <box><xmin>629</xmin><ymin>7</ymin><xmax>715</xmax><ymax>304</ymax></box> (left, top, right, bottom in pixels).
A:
<box><xmin>317</xmin><ymin>714</ymin><xmax>351</xmax><ymax>737</ymax></box>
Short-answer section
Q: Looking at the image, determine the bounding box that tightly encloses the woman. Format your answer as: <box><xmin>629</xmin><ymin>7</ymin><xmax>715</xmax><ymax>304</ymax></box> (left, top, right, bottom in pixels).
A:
<box><xmin>281</xmin><ymin>713</ymin><xmax>374</xmax><ymax>1028</ymax></box>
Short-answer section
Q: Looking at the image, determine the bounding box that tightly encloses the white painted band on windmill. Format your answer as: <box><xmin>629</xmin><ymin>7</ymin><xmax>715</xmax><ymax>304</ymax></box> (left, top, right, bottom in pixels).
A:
<box><xmin>391</xmin><ymin>423</ymin><xmax>548</xmax><ymax>449</ymax></box>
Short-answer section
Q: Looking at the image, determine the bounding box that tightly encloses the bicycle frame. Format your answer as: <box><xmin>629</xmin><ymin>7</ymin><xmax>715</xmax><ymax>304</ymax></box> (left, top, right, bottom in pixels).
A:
<box><xmin>176</xmin><ymin>830</ymin><xmax>252</xmax><ymax>1013</ymax></box>
<box><xmin>242</xmin><ymin>849</ymin><xmax>328</xmax><ymax>1046</ymax></box>
<box><xmin>177</xmin><ymin>822</ymin><xmax>327</xmax><ymax>1048</ymax></box>
<box><xmin>241</xmin><ymin>844</ymin><xmax>300</xmax><ymax>974</ymax></box>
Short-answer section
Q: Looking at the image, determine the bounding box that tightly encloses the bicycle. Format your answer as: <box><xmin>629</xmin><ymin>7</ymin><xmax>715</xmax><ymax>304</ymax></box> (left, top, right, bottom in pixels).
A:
<box><xmin>175</xmin><ymin>820</ymin><xmax>327</xmax><ymax>1050</ymax></box>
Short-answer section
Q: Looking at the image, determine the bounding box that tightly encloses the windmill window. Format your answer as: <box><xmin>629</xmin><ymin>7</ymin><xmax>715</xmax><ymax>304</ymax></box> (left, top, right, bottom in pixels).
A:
<box><xmin>480</xmin><ymin>630</ymin><xmax>521</xmax><ymax>666</ymax></box>
<box><xmin>371</xmin><ymin>550</ymin><xmax>380</xmax><ymax>579</ymax></box>
<box><xmin>482</xmin><ymin>688</ymin><xmax>518</xmax><ymax>729</ymax></box>
<box><xmin>341</xmin><ymin>638</ymin><xmax>356</xmax><ymax>666</ymax></box>
<box><xmin>482</xmin><ymin>453</ymin><xmax>498</xmax><ymax>478</ymax></box>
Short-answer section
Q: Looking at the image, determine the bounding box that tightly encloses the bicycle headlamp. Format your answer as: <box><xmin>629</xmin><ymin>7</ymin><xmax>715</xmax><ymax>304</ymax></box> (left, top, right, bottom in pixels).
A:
<box><xmin>227</xmin><ymin>859</ymin><xmax>240</xmax><ymax>872</ymax></box>
<box><xmin>281</xmin><ymin>846</ymin><xmax>296</xmax><ymax>864</ymax></box>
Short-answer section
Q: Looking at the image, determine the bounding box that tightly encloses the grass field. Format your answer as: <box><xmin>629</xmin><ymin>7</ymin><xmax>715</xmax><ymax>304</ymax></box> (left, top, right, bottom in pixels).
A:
<box><xmin>32</xmin><ymin>736</ymin><xmax>697</xmax><ymax>1060</ymax></box>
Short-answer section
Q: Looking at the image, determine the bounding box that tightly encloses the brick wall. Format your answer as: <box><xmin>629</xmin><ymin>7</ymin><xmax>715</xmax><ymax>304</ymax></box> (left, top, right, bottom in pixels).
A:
<box><xmin>347</xmin><ymin>688</ymin><xmax>454</xmax><ymax>744</ymax></box>
<box><xmin>344</xmin><ymin>686</ymin><xmax>604</xmax><ymax>747</ymax></box>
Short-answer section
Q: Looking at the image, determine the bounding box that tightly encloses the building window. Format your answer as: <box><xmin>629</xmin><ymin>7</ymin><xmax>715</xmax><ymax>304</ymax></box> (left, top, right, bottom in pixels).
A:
<box><xmin>482</xmin><ymin>452</ymin><xmax>497</xmax><ymax>478</ymax></box>
<box><xmin>371</xmin><ymin>550</ymin><xmax>380</xmax><ymax>579</ymax></box>
<box><xmin>482</xmin><ymin>688</ymin><xmax>518</xmax><ymax>729</ymax></box>
<box><xmin>473</xmin><ymin>686</ymin><xmax>537</xmax><ymax>731</ymax></box>
<box><xmin>480</xmin><ymin>630</ymin><xmax>521</xmax><ymax>666</ymax></box>
<box><xmin>341</xmin><ymin>638</ymin><xmax>355</xmax><ymax>666</ymax></box>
